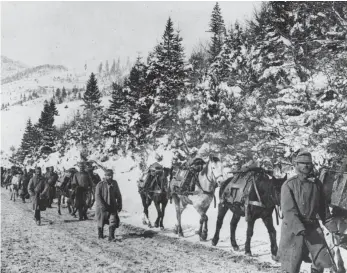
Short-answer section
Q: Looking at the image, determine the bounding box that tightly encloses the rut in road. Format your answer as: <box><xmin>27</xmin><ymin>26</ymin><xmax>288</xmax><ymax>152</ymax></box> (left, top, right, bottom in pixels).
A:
<box><xmin>1</xmin><ymin>189</ymin><xmax>279</xmax><ymax>273</ymax></box>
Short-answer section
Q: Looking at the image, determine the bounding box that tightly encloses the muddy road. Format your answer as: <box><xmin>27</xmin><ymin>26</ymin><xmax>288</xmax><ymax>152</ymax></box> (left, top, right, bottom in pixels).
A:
<box><xmin>1</xmin><ymin>189</ymin><xmax>279</xmax><ymax>273</ymax></box>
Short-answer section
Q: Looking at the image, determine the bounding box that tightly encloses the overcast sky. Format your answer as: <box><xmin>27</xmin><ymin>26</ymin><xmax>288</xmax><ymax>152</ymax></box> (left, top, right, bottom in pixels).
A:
<box><xmin>1</xmin><ymin>1</ymin><xmax>261</xmax><ymax>71</ymax></box>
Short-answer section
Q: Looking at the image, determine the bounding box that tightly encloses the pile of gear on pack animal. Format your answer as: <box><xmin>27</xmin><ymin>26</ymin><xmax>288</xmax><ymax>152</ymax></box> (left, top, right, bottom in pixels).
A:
<box><xmin>138</xmin><ymin>162</ymin><xmax>167</xmax><ymax>192</ymax></box>
<box><xmin>170</xmin><ymin>158</ymin><xmax>206</xmax><ymax>195</ymax></box>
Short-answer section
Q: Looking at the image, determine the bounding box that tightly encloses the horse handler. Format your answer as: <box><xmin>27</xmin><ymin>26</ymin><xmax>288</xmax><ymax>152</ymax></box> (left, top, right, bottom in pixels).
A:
<box><xmin>95</xmin><ymin>169</ymin><xmax>122</xmax><ymax>241</ymax></box>
<box><xmin>278</xmin><ymin>151</ymin><xmax>338</xmax><ymax>273</ymax></box>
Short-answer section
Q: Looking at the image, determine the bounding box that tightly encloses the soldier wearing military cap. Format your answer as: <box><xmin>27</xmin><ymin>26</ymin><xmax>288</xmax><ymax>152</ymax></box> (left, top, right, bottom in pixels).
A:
<box><xmin>28</xmin><ymin>167</ymin><xmax>50</xmax><ymax>225</ymax></box>
<box><xmin>278</xmin><ymin>150</ymin><xmax>338</xmax><ymax>273</ymax></box>
<box><xmin>71</xmin><ymin>161</ymin><xmax>93</xmax><ymax>220</ymax></box>
<box><xmin>95</xmin><ymin>169</ymin><xmax>122</xmax><ymax>241</ymax></box>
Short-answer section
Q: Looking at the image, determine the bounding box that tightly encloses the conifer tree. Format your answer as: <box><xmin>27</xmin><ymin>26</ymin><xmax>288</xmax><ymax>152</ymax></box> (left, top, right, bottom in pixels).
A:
<box><xmin>49</xmin><ymin>99</ymin><xmax>59</xmax><ymax>117</ymax></box>
<box><xmin>110</xmin><ymin>59</ymin><xmax>116</xmax><ymax>75</ymax></box>
<box><xmin>105</xmin><ymin>60</ymin><xmax>110</xmax><ymax>76</ymax></box>
<box><xmin>147</xmin><ymin>17</ymin><xmax>189</xmax><ymax>137</ymax></box>
<box><xmin>98</xmin><ymin>62</ymin><xmax>103</xmax><ymax>74</ymax></box>
<box><xmin>208</xmin><ymin>2</ymin><xmax>226</xmax><ymax>63</ymax></box>
<box><xmin>102</xmin><ymin>82</ymin><xmax>129</xmax><ymax>145</ymax></box>
<box><xmin>18</xmin><ymin>119</ymin><xmax>34</xmax><ymax>161</ymax></box>
<box><xmin>56</xmin><ymin>88</ymin><xmax>61</xmax><ymax>98</ymax></box>
<box><xmin>83</xmin><ymin>73</ymin><xmax>102</xmax><ymax>110</ymax></box>
<box><xmin>61</xmin><ymin>87</ymin><xmax>67</xmax><ymax>99</ymax></box>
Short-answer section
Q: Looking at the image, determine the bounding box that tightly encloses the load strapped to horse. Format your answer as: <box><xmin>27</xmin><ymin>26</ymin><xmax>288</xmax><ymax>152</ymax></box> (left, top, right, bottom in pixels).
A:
<box><xmin>220</xmin><ymin>166</ymin><xmax>268</xmax><ymax>220</ymax></box>
<box><xmin>170</xmin><ymin>157</ymin><xmax>206</xmax><ymax>196</ymax></box>
<box><xmin>138</xmin><ymin>162</ymin><xmax>168</xmax><ymax>196</ymax></box>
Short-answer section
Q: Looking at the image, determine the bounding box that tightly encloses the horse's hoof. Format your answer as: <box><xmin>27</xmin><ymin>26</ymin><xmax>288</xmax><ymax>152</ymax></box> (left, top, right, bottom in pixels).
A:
<box><xmin>232</xmin><ymin>246</ymin><xmax>240</xmax><ymax>251</ymax></box>
<box><xmin>200</xmin><ymin>233</ymin><xmax>208</xmax><ymax>241</ymax></box>
<box><xmin>142</xmin><ymin>220</ymin><xmax>147</xmax><ymax>225</ymax></box>
<box><xmin>160</xmin><ymin>226</ymin><xmax>164</xmax><ymax>231</ymax></box>
<box><xmin>211</xmin><ymin>238</ymin><xmax>218</xmax><ymax>246</ymax></box>
<box><xmin>179</xmin><ymin>232</ymin><xmax>184</xmax><ymax>237</ymax></box>
<box><xmin>148</xmin><ymin>223</ymin><xmax>152</xmax><ymax>228</ymax></box>
<box><xmin>58</xmin><ymin>211</ymin><xmax>61</xmax><ymax>215</ymax></box>
<box><xmin>245</xmin><ymin>251</ymin><xmax>252</xmax><ymax>257</ymax></box>
<box><xmin>154</xmin><ymin>223</ymin><xmax>159</xmax><ymax>228</ymax></box>
<box><xmin>271</xmin><ymin>254</ymin><xmax>280</xmax><ymax>262</ymax></box>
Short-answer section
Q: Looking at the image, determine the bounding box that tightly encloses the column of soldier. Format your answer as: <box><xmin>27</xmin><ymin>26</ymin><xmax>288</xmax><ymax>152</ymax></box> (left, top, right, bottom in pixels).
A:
<box><xmin>0</xmin><ymin>150</ymin><xmax>344</xmax><ymax>273</ymax></box>
<box><xmin>0</xmin><ymin>161</ymin><xmax>122</xmax><ymax>242</ymax></box>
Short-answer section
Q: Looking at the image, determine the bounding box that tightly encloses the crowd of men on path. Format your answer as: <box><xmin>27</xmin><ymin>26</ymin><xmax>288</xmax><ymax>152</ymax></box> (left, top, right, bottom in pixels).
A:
<box><xmin>1</xmin><ymin>161</ymin><xmax>122</xmax><ymax>242</ymax></box>
<box><xmin>1</xmin><ymin>150</ymin><xmax>346</xmax><ymax>273</ymax></box>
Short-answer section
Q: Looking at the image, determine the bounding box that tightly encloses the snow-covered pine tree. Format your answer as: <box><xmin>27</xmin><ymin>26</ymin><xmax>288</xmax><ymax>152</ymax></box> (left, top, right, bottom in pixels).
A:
<box><xmin>110</xmin><ymin>59</ymin><xmax>116</xmax><ymax>76</ymax></box>
<box><xmin>102</xmin><ymin>82</ymin><xmax>129</xmax><ymax>146</ymax></box>
<box><xmin>208</xmin><ymin>2</ymin><xmax>226</xmax><ymax>63</ymax></box>
<box><xmin>105</xmin><ymin>60</ymin><xmax>110</xmax><ymax>77</ymax></box>
<box><xmin>98</xmin><ymin>62</ymin><xmax>103</xmax><ymax>75</ymax></box>
<box><xmin>83</xmin><ymin>72</ymin><xmax>102</xmax><ymax>111</ymax></box>
<box><xmin>61</xmin><ymin>87</ymin><xmax>67</xmax><ymax>99</ymax></box>
<box><xmin>147</xmin><ymin>17</ymin><xmax>189</xmax><ymax>138</ymax></box>
<box><xmin>18</xmin><ymin>119</ymin><xmax>34</xmax><ymax>162</ymax></box>
<box><xmin>124</xmin><ymin>56</ymin><xmax>151</xmax><ymax>146</ymax></box>
<box><xmin>36</xmin><ymin>100</ymin><xmax>56</xmax><ymax>154</ymax></box>
<box><xmin>49</xmin><ymin>99</ymin><xmax>59</xmax><ymax>117</ymax></box>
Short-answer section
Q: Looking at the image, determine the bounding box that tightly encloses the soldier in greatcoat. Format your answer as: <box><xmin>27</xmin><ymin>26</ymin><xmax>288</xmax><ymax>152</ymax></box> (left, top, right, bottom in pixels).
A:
<box><xmin>28</xmin><ymin>167</ymin><xmax>49</xmax><ymax>225</ymax></box>
<box><xmin>45</xmin><ymin>166</ymin><xmax>59</xmax><ymax>207</ymax></box>
<box><xmin>279</xmin><ymin>151</ymin><xmax>338</xmax><ymax>273</ymax></box>
<box><xmin>71</xmin><ymin>162</ymin><xmax>93</xmax><ymax>220</ymax></box>
<box><xmin>95</xmin><ymin>169</ymin><xmax>122</xmax><ymax>241</ymax></box>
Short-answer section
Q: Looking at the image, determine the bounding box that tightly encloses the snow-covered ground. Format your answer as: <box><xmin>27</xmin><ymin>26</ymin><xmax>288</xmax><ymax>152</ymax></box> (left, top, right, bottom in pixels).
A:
<box><xmin>1</xmin><ymin>92</ymin><xmax>346</xmax><ymax>272</ymax></box>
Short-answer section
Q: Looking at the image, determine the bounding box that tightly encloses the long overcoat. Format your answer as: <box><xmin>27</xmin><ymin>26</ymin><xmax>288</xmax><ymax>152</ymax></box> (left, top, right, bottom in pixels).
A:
<box><xmin>278</xmin><ymin>174</ymin><xmax>338</xmax><ymax>273</ymax></box>
<box><xmin>28</xmin><ymin>174</ymin><xmax>49</xmax><ymax>211</ymax></box>
<box><xmin>46</xmin><ymin>171</ymin><xmax>59</xmax><ymax>200</ymax></box>
<box><xmin>95</xmin><ymin>179</ymin><xmax>122</xmax><ymax>228</ymax></box>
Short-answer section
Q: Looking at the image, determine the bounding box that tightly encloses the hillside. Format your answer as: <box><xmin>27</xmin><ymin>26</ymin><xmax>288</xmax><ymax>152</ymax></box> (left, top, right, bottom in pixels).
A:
<box><xmin>1</xmin><ymin>55</ymin><xmax>29</xmax><ymax>80</ymax></box>
<box><xmin>2</xmin><ymin>64</ymin><xmax>69</xmax><ymax>84</ymax></box>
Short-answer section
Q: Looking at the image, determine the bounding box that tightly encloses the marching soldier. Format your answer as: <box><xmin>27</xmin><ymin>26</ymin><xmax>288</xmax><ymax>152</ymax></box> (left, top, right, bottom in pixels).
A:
<box><xmin>71</xmin><ymin>162</ymin><xmax>93</xmax><ymax>221</ymax></box>
<box><xmin>45</xmin><ymin>166</ymin><xmax>59</xmax><ymax>207</ymax></box>
<box><xmin>95</xmin><ymin>169</ymin><xmax>122</xmax><ymax>241</ymax></box>
<box><xmin>279</xmin><ymin>150</ymin><xmax>338</xmax><ymax>273</ymax></box>
<box><xmin>28</xmin><ymin>167</ymin><xmax>49</xmax><ymax>225</ymax></box>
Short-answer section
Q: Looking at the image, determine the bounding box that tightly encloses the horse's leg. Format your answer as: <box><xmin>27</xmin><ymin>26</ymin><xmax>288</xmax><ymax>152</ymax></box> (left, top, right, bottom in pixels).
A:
<box><xmin>57</xmin><ymin>193</ymin><xmax>62</xmax><ymax>215</ymax></box>
<box><xmin>200</xmin><ymin>213</ymin><xmax>209</xmax><ymax>241</ymax></box>
<box><xmin>262</xmin><ymin>213</ymin><xmax>279</xmax><ymax>261</ymax></box>
<box><xmin>245</xmin><ymin>217</ymin><xmax>256</xmax><ymax>256</ymax></box>
<box><xmin>230</xmin><ymin>213</ymin><xmax>241</xmax><ymax>251</ymax></box>
<box><xmin>154</xmin><ymin>200</ymin><xmax>161</xmax><ymax>228</ymax></box>
<box><xmin>173</xmin><ymin>195</ymin><xmax>184</xmax><ymax>237</ymax></box>
<box><xmin>212</xmin><ymin>202</ymin><xmax>228</xmax><ymax>246</ymax></box>
<box><xmin>160</xmin><ymin>198</ymin><xmax>168</xmax><ymax>230</ymax></box>
<box><xmin>141</xmin><ymin>194</ymin><xmax>152</xmax><ymax>227</ymax></box>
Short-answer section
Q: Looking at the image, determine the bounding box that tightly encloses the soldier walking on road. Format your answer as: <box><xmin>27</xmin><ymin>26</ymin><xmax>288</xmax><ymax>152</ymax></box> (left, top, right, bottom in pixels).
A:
<box><xmin>279</xmin><ymin>150</ymin><xmax>338</xmax><ymax>273</ymax></box>
<box><xmin>28</xmin><ymin>167</ymin><xmax>49</xmax><ymax>225</ymax></box>
<box><xmin>71</xmin><ymin>162</ymin><xmax>93</xmax><ymax>221</ymax></box>
<box><xmin>95</xmin><ymin>169</ymin><xmax>122</xmax><ymax>241</ymax></box>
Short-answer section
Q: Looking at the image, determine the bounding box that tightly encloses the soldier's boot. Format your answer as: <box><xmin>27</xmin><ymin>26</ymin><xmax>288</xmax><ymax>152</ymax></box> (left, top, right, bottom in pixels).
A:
<box><xmin>108</xmin><ymin>226</ymin><xmax>115</xmax><ymax>241</ymax></box>
<box><xmin>98</xmin><ymin>227</ymin><xmax>104</xmax><ymax>239</ymax></box>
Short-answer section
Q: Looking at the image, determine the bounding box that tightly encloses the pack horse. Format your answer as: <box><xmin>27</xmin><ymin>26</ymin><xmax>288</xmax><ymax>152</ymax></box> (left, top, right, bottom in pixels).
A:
<box><xmin>170</xmin><ymin>154</ymin><xmax>224</xmax><ymax>241</ymax></box>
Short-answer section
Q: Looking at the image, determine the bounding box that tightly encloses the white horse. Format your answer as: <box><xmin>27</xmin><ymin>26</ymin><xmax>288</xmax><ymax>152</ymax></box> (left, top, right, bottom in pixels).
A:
<box><xmin>170</xmin><ymin>154</ymin><xmax>224</xmax><ymax>241</ymax></box>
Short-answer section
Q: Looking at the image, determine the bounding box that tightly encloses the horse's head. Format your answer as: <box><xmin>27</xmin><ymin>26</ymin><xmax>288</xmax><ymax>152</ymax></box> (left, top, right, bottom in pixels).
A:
<box><xmin>204</xmin><ymin>154</ymin><xmax>225</xmax><ymax>186</ymax></box>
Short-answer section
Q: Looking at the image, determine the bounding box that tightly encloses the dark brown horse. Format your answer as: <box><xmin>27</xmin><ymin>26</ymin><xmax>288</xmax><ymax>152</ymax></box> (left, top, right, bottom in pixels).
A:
<box><xmin>212</xmin><ymin>168</ymin><xmax>287</xmax><ymax>261</ymax></box>
<box><xmin>138</xmin><ymin>164</ymin><xmax>172</xmax><ymax>230</ymax></box>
